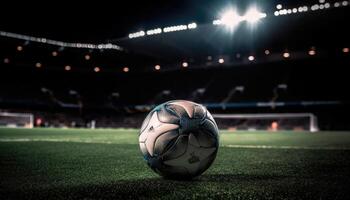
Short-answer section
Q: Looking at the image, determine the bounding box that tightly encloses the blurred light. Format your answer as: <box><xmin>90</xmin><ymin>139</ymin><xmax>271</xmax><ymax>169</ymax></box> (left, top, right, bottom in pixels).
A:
<box><xmin>212</xmin><ymin>19</ymin><xmax>222</xmax><ymax>25</ymax></box>
<box><xmin>334</xmin><ymin>2</ymin><xmax>340</xmax><ymax>7</ymax></box>
<box><xmin>308</xmin><ymin>50</ymin><xmax>316</xmax><ymax>56</ymax></box>
<box><xmin>248</xmin><ymin>55</ymin><xmax>255</xmax><ymax>61</ymax></box>
<box><xmin>0</xmin><ymin>31</ymin><xmax>122</xmax><ymax>51</ymax></box>
<box><xmin>17</xmin><ymin>45</ymin><xmax>23</xmax><ymax>51</ymax></box>
<box><xmin>146</xmin><ymin>28</ymin><xmax>162</xmax><ymax>35</ymax></box>
<box><xmin>163</xmin><ymin>25</ymin><xmax>187</xmax><ymax>33</ymax></box>
<box><xmin>283</xmin><ymin>52</ymin><xmax>290</xmax><ymax>58</ymax></box>
<box><xmin>324</xmin><ymin>3</ymin><xmax>330</xmax><ymax>8</ymax></box>
<box><xmin>94</xmin><ymin>67</ymin><xmax>101</xmax><ymax>72</ymax></box>
<box><xmin>319</xmin><ymin>0</ymin><xmax>325</xmax><ymax>3</ymax></box>
<box><xmin>299</xmin><ymin>7</ymin><xmax>304</xmax><ymax>12</ymax></box>
<box><xmin>36</xmin><ymin>118</ymin><xmax>42</xmax><ymax>126</ymax></box>
<box><xmin>319</xmin><ymin>4</ymin><xmax>325</xmax><ymax>9</ymax></box>
<box><xmin>52</xmin><ymin>51</ymin><xmax>58</xmax><ymax>56</ymax></box>
<box><xmin>292</xmin><ymin>8</ymin><xmax>298</xmax><ymax>13</ymax></box>
<box><xmin>207</xmin><ymin>56</ymin><xmax>212</xmax><ymax>60</ymax></box>
<box><xmin>123</xmin><ymin>67</ymin><xmax>129</xmax><ymax>72</ymax></box>
<box><xmin>343</xmin><ymin>47</ymin><xmax>349</xmax><ymax>53</ymax></box>
<box><xmin>220</xmin><ymin>10</ymin><xmax>242</xmax><ymax>28</ymax></box>
<box><xmin>129</xmin><ymin>31</ymin><xmax>145</xmax><ymax>38</ymax></box>
<box><xmin>274</xmin><ymin>11</ymin><xmax>279</xmax><ymax>16</ymax></box>
<box><xmin>187</xmin><ymin>22</ymin><xmax>197</xmax><ymax>29</ymax></box>
<box><xmin>154</xmin><ymin>65</ymin><xmax>161</xmax><ymax>70</ymax></box>
<box><xmin>65</xmin><ymin>65</ymin><xmax>71</xmax><ymax>71</ymax></box>
<box><xmin>287</xmin><ymin>9</ymin><xmax>292</xmax><ymax>14</ymax></box>
<box><xmin>265</xmin><ymin>50</ymin><xmax>270</xmax><ymax>55</ymax></box>
<box><xmin>218</xmin><ymin>58</ymin><xmax>224</xmax><ymax>64</ymax></box>
<box><xmin>3</xmin><ymin>58</ymin><xmax>10</xmax><ymax>64</ymax></box>
<box><xmin>84</xmin><ymin>54</ymin><xmax>91</xmax><ymax>60</ymax></box>
<box><xmin>182</xmin><ymin>62</ymin><xmax>188</xmax><ymax>67</ymax></box>
<box><xmin>244</xmin><ymin>7</ymin><xmax>266</xmax><ymax>23</ymax></box>
<box><xmin>276</xmin><ymin>4</ymin><xmax>282</xmax><ymax>9</ymax></box>
<box><xmin>343</xmin><ymin>1</ymin><xmax>349</xmax><ymax>6</ymax></box>
<box><xmin>35</xmin><ymin>62</ymin><xmax>42</xmax><ymax>68</ymax></box>
<box><xmin>303</xmin><ymin>6</ymin><xmax>308</xmax><ymax>11</ymax></box>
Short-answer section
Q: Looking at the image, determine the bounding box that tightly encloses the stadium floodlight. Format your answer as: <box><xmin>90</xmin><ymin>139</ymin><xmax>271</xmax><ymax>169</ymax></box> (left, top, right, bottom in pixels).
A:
<box><xmin>248</xmin><ymin>55</ymin><xmax>255</xmax><ymax>61</ymax></box>
<box><xmin>244</xmin><ymin>7</ymin><xmax>267</xmax><ymax>23</ymax></box>
<box><xmin>187</xmin><ymin>23</ymin><xmax>197</xmax><ymax>29</ymax></box>
<box><xmin>276</xmin><ymin>4</ymin><xmax>282</xmax><ymax>9</ymax></box>
<box><xmin>146</xmin><ymin>28</ymin><xmax>162</xmax><ymax>35</ymax></box>
<box><xmin>220</xmin><ymin>10</ymin><xmax>242</xmax><ymax>28</ymax></box>
<box><xmin>128</xmin><ymin>31</ymin><xmax>145</xmax><ymax>38</ymax></box>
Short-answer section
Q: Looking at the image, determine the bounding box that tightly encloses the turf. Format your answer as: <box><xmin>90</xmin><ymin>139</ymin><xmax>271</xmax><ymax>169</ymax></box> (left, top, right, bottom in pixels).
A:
<box><xmin>1</xmin><ymin>128</ymin><xmax>350</xmax><ymax>199</ymax></box>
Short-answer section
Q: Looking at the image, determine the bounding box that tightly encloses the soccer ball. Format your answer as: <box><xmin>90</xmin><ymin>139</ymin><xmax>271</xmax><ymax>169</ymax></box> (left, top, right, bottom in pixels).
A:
<box><xmin>139</xmin><ymin>100</ymin><xmax>219</xmax><ymax>179</ymax></box>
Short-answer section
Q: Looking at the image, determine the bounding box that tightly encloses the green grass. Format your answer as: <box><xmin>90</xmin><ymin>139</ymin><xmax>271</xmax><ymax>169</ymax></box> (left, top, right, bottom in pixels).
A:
<box><xmin>1</xmin><ymin>128</ymin><xmax>350</xmax><ymax>199</ymax></box>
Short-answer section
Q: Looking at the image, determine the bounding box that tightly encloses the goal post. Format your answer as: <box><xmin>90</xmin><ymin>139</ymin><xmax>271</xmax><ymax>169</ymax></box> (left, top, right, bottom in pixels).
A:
<box><xmin>0</xmin><ymin>112</ymin><xmax>34</xmax><ymax>128</ymax></box>
<box><xmin>212</xmin><ymin>113</ymin><xmax>319</xmax><ymax>132</ymax></box>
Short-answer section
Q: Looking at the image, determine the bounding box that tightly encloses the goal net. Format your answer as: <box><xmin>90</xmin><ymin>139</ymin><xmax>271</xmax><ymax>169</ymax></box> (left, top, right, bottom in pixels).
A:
<box><xmin>212</xmin><ymin>113</ymin><xmax>319</xmax><ymax>132</ymax></box>
<box><xmin>0</xmin><ymin>112</ymin><xmax>34</xmax><ymax>128</ymax></box>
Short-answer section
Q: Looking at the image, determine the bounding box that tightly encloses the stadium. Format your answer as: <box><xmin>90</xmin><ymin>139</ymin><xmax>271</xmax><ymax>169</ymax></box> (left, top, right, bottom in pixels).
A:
<box><xmin>1</xmin><ymin>0</ymin><xmax>350</xmax><ymax>199</ymax></box>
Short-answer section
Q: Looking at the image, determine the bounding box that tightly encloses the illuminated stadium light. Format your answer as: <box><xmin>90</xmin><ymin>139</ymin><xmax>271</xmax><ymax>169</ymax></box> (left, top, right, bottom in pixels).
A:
<box><xmin>274</xmin><ymin>11</ymin><xmax>279</xmax><ymax>16</ymax></box>
<box><xmin>52</xmin><ymin>51</ymin><xmax>58</xmax><ymax>57</ymax></box>
<box><xmin>319</xmin><ymin>0</ymin><xmax>325</xmax><ymax>3</ymax></box>
<box><xmin>276</xmin><ymin>4</ymin><xmax>282</xmax><ymax>9</ymax></box>
<box><xmin>265</xmin><ymin>50</ymin><xmax>270</xmax><ymax>55</ymax></box>
<box><xmin>128</xmin><ymin>31</ymin><xmax>145</xmax><ymax>38</ymax></box>
<box><xmin>311</xmin><ymin>4</ymin><xmax>320</xmax><ymax>11</ymax></box>
<box><xmin>146</xmin><ymin>28</ymin><xmax>162</xmax><ymax>35</ymax></box>
<box><xmin>343</xmin><ymin>1</ymin><xmax>349</xmax><ymax>6</ymax></box>
<box><xmin>123</xmin><ymin>67</ymin><xmax>129</xmax><ymax>72</ymax></box>
<box><xmin>212</xmin><ymin>19</ymin><xmax>222</xmax><ymax>25</ymax></box>
<box><xmin>248</xmin><ymin>55</ymin><xmax>255</xmax><ymax>61</ymax></box>
<box><xmin>35</xmin><ymin>62</ymin><xmax>42</xmax><ymax>68</ymax></box>
<box><xmin>16</xmin><ymin>45</ymin><xmax>23</xmax><ymax>51</ymax></box>
<box><xmin>0</xmin><ymin>31</ymin><xmax>122</xmax><ymax>51</ymax></box>
<box><xmin>319</xmin><ymin>4</ymin><xmax>325</xmax><ymax>9</ymax></box>
<box><xmin>84</xmin><ymin>54</ymin><xmax>91</xmax><ymax>60</ymax></box>
<box><xmin>283</xmin><ymin>52</ymin><xmax>290</xmax><ymax>58</ymax></box>
<box><xmin>334</xmin><ymin>2</ymin><xmax>340</xmax><ymax>7</ymax></box>
<box><xmin>3</xmin><ymin>58</ymin><xmax>10</xmax><ymax>64</ymax></box>
<box><xmin>244</xmin><ymin>7</ymin><xmax>267</xmax><ymax>23</ymax></box>
<box><xmin>220</xmin><ymin>10</ymin><xmax>242</xmax><ymax>28</ymax></box>
<box><xmin>154</xmin><ymin>65</ymin><xmax>161</xmax><ymax>70</ymax></box>
<box><xmin>287</xmin><ymin>9</ymin><xmax>292</xmax><ymax>14</ymax></box>
<box><xmin>343</xmin><ymin>47</ymin><xmax>349</xmax><ymax>53</ymax></box>
<box><xmin>163</xmin><ymin>25</ymin><xmax>188</xmax><ymax>33</ymax></box>
<box><xmin>187</xmin><ymin>23</ymin><xmax>197</xmax><ymax>29</ymax></box>
<box><xmin>94</xmin><ymin>67</ymin><xmax>101</xmax><ymax>72</ymax></box>
<box><xmin>218</xmin><ymin>58</ymin><xmax>224</xmax><ymax>64</ymax></box>
<box><xmin>308</xmin><ymin>47</ymin><xmax>316</xmax><ymax>56</ymax></box>
<box><xmin>325</xmin><ymin>3</ymin><xmax>330</xmax><ymax>8</ymax></box>
<box><xmin>303</xmin><ymin>6</ymin><xmax>308</xmax><ymax>12</ymax></box>
<box><xmin>182</xmin><ymin>62</ymin><xmax>188</xmax><ymax>67</ymax></box>
<box><xmin>292</xmin><ymin>8</ymin><xmax>298</xmax><ymax>13</ymax></box>
<box><xmin>64</xmin><ymin>65</ymin><xmax>71</xmax><ymax>71</ymax></box>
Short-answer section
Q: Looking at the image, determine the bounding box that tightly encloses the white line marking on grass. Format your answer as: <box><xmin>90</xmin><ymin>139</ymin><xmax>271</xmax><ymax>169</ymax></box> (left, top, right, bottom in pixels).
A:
<box><xmin>0</xmin><ymin>138</ymin><xmax>114</xmax><ymax>144</ymax></box>
<box><xmin>1</xmin><ymin>139</ymin><xmax>349</xmax><ymax>150</ymax></box>
<box><xmin>223</xmin><ymin>144</ymin><xmax>350</xmax><ymax>150</ymax></box>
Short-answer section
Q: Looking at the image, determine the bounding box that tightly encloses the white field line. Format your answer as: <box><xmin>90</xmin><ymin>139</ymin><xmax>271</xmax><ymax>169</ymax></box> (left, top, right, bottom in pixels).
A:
<box><xmin>223</xmin><ymin>144</ymin><xmax>350</xmax><ymax>150</ymax></box>
<box><xmin>0</xmin><ymin>138</ymin><xmax>114</xmax><ymax>144</ymax></box>
<box><xmin>1</xmin><ymin>138</ymin><xmax>350</xmax><ymax>150</ymax></box>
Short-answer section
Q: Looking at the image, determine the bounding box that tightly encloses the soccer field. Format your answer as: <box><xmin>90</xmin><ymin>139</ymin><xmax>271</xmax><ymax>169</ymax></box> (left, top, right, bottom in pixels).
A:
<box><xmin>1</xmin><ymin>128</ymin><xmax>350</xmax><ymax>199</ymax></box>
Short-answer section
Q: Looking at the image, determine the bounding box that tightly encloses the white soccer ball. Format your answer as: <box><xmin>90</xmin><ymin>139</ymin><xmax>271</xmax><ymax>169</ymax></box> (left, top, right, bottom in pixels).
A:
<box><xmin>139</xmin><ymin>100</ymin><xmax>219</xmax><ymax>179</ymax></box>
